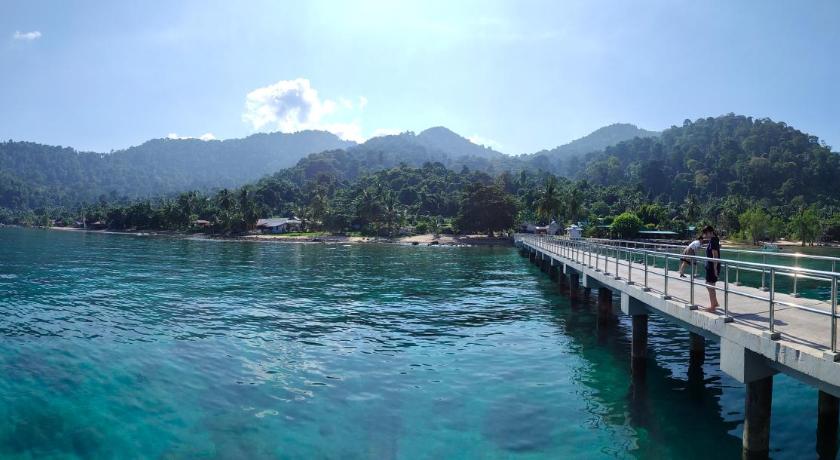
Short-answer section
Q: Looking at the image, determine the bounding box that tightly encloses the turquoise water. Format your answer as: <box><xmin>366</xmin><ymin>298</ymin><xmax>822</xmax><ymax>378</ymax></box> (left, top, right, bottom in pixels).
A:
<box><xmin>0</xmin><ymin>227</ymin><xmax>832</xmax><ymax>459</ymax></box>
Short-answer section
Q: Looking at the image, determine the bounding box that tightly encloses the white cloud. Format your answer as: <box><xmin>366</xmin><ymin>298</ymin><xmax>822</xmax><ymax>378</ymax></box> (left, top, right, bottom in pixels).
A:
<box><xmin>13</xmin><ymin>30</ymin><xmax>41</xmax><ymax>41</ymax></box>
<box><xmin>358</xmin><ymin>96</ymin><xmax>368</xmax><ymax>110</ymax></box>
<box><xmin>167</xmin><ymin>132</ymin><xmax>216</xmax><ymax>141</ymax></box>
<box><xmin>468</xmin><ymin>134</ymin><xmax>502</xmax><ymax>150</ymax></box>
<box><xmin>241</xmin><ymin>78</ymin><xmax>367</xmax><ymax>143</ymax></box>
<box><xmin>371</xmin><ymin>128</ymin><xmax>402</xmax><ymax>137</ymax></box>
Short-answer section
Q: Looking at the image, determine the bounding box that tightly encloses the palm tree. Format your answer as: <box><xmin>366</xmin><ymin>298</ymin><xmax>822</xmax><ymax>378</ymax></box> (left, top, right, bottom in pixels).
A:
<box><xmin>567</xmin><ymin>186</ymin><xmax>583</xmax><ymax>224</ymax></box>
<box><xmin>535</xmin><ymin>177</ymin><xmax>563</xmax><ymax>223</ymax></box>
<box><xmin>683</xmin><ymin>193</ymin><xmax>700</xmax><ymax>224</ymax></box>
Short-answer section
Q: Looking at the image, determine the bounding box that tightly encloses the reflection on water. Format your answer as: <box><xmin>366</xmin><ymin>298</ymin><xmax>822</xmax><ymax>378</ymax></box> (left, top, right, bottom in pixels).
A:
<box><xmin>0</xmin><ymin>227</ymin><xmax>833</xmax><ymax>459</ymax></box>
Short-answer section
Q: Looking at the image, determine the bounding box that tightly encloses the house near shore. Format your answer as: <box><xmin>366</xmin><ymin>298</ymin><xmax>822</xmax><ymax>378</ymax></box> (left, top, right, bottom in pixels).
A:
<box><xmin>256</xmin><ymin>217</ymin><xmax>303</xmax><ymax>234</ymax></box>
<box><xmin>566</xmin><ymin>224</ymin><xmax>582</xmax><ymax>239</ymax></box>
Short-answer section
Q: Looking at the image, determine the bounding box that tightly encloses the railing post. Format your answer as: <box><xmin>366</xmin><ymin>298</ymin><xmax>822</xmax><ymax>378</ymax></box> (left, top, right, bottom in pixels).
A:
<box><xmin>615</xmin><ymin>248</ymin><xmax>619</xmax><ymax>279</ymax></box>
<box><xmin>644</xmin><ymin>252</ymin><xmax>649</xmax><ymax>290</ymax></box>
<box><xmin>735</xmin><ymin>253</ymin><xmax>741</xmax><ymax>286</ymax></box>
<box><xmin>664</xmin><ymin>255</ymin><xmax>670</xmax><ymax>299</ymax></box>
<box><xmin>724</xmin><ymin>263</ymin><xmax>732</xmax><ymax>322</ymax></box>
<box><xmin>595</xmin><ymin>246</ymin><xmax>600</xmax><ymax>271</ymax></box>
<box><xmin>792</xmin><ymin>271</ymin><xmax>799</xmax><ymax>298</ymax></box>
<box><xmin>689</xmin><ymin>259</ymin><xmax>696</xmax><ymax>309</ymax></box>
<box><xmin>833</xmin><ymin>275</ymin><xmax>838</xmax><ymax>353</ymax></box>
<box><xmin>761</xmin><ymin>254</ymin><xmax>768</xmax><ymax>292</ymax></box>
<box><xmin>768</xmin><ymin>268</ymin><xmax>778</xmax><ymax>339</ymax></box>
<box><xmin>628</xmin><ymin>249</ymin><xmax>633</xmax><ymax>284</ymax></box>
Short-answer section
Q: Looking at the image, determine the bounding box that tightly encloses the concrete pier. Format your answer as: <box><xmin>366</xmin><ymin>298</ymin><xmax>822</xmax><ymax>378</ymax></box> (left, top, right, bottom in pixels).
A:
<box><xmin>516</xmin><ymin>234</ymin><xmax>840</xmax><ymax>457</ymax></box>
<box><xmin>817</xmin><ymin>391</ymin><xmax>839</xmax><ymax>459</ymax></box>
<box><xmin>743</xmin><ymin>375</ymin><xmax>773</xmax><ymax>458</ymax></box>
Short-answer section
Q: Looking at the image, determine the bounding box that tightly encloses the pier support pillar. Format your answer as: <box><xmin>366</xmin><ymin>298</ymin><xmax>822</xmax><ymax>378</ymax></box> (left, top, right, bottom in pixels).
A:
<box><xmin>690</xmin><ymin>332</ymin><xmax>706</xmax><ymax>366</ymax></box>
<box><xmin>631</xmin><ymin>314</ymin><xmax>648</xmax><ymax>378</ymax></box>
<box><xmin>597</xmin><ymin>287</ymin><xmax>613</xmax><ymax>320</ymax></box>
<box><xmin>817</xmin><ymin>391</ymin><xmax>839</xmax><ymax>459</ymax></box>
<box><xmin>569</xmin><ymin>273</ymin><xmax>580</xmax><ymax>300</ymax></box>
<box><xmin>743</xmin><ymin>375</ymin><xmax>774</xmax><ymax>458</ymax></box>
<box><xmin>549</xmin><ymin>262</ymin><xmax>559</xmax><ymax>282</ymax></box>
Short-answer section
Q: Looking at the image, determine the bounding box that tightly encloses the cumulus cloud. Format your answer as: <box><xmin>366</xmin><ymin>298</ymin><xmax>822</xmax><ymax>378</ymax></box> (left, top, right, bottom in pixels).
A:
<box><xmin>167</xmin><ymin>132</ymin><xmax>216</xmax><ymax>141</ymax></box>
<box><xmin>468</xmin><ymin>134</ymin><xmax>502</xmax><ymax>150</ymax></box>
<box><xmin>13</xmin><ymin>30</ymin><xmax>41</xmax><ymax>41</ymax></box>
<box><xmin>241</xmin><ymin>78</ymin><xmax>366</xmax><ymax>143</ymax></box>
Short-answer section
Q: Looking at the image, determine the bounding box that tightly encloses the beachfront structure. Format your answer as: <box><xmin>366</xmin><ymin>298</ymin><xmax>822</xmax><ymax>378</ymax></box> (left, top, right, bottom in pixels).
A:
<box><xmin>566</xmin><ymin>224</ymin><xmax>582</xmax><ymax>239</ymax></box>
<box><xmin>256</xmin><ymin>217</ymin><xmax>302</xmax><ymax>234</ymax></box>
<box><xmin>515</xmin><ymin>234</ymin><xmax>840</xmax><ymax>458</ymax></box>
<box><xmin>637</xmin><ymin>230</ymin><xmax>679</xmax><ymax>240</ymax></box>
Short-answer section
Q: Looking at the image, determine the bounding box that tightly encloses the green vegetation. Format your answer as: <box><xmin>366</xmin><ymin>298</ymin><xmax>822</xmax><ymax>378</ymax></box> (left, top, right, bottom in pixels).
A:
<box><xmin>611</xmin><ymin>212</ymin><xmax>643</xmax><ymax>238</ymax></box>
<box><xmin>2</xmin><ymin>114</ymin><xmax>840</xmax><ymax>243</ymax></box>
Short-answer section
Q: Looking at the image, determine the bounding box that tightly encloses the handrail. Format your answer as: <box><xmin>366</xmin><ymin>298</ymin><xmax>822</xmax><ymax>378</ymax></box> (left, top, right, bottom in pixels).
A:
<box><xmin>515</xmin><ymin>233</ymin><xmax>840</xmax><ymax>353</ymax></box>
<box><xmin>583</xmin><ymin>236</ymin><xmax>840</xmax><ymax>266</ymax></box>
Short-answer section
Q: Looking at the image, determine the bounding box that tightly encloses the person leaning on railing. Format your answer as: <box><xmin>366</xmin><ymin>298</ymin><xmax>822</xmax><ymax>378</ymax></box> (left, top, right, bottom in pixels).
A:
<box><xmin>678</xmin><ymin>236</ymin><xmax>703</xmax><ymax>278</ymax></box>
<box><xmin>702</xmin><ymin>225</ymin><xmax>721</xmax><ymax>312</ymax></box>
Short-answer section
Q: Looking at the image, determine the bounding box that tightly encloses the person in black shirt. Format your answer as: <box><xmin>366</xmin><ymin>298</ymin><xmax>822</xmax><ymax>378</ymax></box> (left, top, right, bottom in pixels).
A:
<box><xmin>702</xmin><ymin>225</ymin><xmax>721</xmax><ymax>312</ymax></box>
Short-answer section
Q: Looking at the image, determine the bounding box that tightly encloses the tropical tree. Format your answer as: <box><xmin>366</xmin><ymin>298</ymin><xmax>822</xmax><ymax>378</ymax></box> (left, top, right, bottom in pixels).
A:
<box><xmin>455</xmin><ymin>182</ymin><xmax>518</xmax><ymax>236</ymax></box>
<box><xmin>534</xmin><ymin>177</ymin><xmax>563</xmax><ymax>223</ymax></box>
<box><xmin>789</xmin><ymin>206</ymin><xmax>821</xmax><ymax>246</ymax></box>
<box><xmin>739</xmin><ymin>208</ymin><xmax>770</xmax><ymax>244</ymax></box>
<box><xmin>611</xmin><ymin>212</ymin><xmax>643</xmax><ymax>238</ymax></box>
<box><xmin>567</xmin><ymin>186</ymin><xmax>583</xmax><ymax>224</ymax></box>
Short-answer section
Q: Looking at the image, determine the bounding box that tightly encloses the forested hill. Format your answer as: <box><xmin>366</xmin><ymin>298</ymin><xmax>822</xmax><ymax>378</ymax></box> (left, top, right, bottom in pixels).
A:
<box><xmin>0</xmin><ymin>130</ymin><xmax>354</xmax><ymax>209</ymax></box>
<box><xmin>524</xmin><ymin>123</ymin><xmax>659</xmax><ymax>173</ymax></box>
<box><xmin>285</xmin><ymin>123</ymin><xmax>660</xmax><ymax>182</ymax></box>
<box><xmin>283</xmin><ymin>128</ymin><xmax>519</xmax><ymax>183</ymax></box>
<box><xmin>578</xmin><ymin>114</ymin><xmax>840</xmax><ymax>208</ymax></box>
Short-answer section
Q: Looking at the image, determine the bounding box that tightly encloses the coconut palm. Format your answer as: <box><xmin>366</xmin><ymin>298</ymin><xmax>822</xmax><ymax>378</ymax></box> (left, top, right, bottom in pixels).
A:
<box><xmin>535</xmin><ymin>177</ymin><xmax>563</xmax><ymax>223</ymax></box>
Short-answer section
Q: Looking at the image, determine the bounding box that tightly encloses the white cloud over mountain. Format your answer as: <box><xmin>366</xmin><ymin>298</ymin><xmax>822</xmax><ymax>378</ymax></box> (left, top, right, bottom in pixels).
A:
<box><xmin>13</xmin><ymin>31</ymin><xmax>41</xmax><ymax>41</ymax></box>
<box><xmin>241</xmin><ymin>78</ymin><xmax>365</xmax><ymax>143</ymax></box>
<box><xmin>167</xmin><ymin>132</ymin><xmax>216</xmax><ymax>141</ymax></box>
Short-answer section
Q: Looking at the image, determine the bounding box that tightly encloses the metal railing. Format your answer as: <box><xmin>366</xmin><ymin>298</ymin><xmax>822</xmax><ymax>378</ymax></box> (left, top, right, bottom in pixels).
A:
<box><xmin>515</xmin><ymin>234</ymin><xmax>840</xmax><ymax>353</ymax></box>
<box><xmin>585</xmin><ymin>237</ymin><xmax>840</xmax><ymax>300</ymax></box>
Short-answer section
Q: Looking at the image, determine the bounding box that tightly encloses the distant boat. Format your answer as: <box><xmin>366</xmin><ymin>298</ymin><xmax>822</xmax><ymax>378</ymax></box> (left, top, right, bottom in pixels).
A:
<box><xmin>761</xmin><ymin>242</ymin><xmax>782</xmax><ymax>252</ymax></box>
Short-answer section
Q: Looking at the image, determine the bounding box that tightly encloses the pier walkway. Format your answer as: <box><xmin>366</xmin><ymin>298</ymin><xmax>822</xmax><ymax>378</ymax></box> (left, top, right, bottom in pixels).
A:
<box><xmin>515</xmin><ymin>234</ymin><xmax>840</xmax><ymax>458</ymax></box>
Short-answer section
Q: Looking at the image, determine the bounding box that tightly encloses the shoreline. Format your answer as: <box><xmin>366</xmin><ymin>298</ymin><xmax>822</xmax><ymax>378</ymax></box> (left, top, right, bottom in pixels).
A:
<box><xmin>43</xmin><ymin>226</ymin><xmax>513</xmax><ymax>247</ymax></box>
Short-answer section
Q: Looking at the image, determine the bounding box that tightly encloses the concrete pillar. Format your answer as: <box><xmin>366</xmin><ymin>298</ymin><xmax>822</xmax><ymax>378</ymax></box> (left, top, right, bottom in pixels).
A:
<box><xmin>817</xmin><ymin>391</ymin><xmax>839</xmax><ymax>459</ymax></box>
<box><xmin>631</xmin><ymin>314</ymin><xmax>648</xmax><ymax>378</ymax></box>
<box><xmin>568</xmin><ymin>274</ymin><xmax>580</xmax><ymax>300</ymax></box>
<box><xmin>557</xmin><ymin>272</ymin><xmax>569</xmax><ymax>292</ymax></box>
<box><xmin>742</xmin><ymin>375</ymin><xmax>773</xmax><ymax>458</ymax></box>
<box><xmin>690</xmin><ymin>332</ymin><xmax>706</xmax><ymax>366</ymax></box>
<box><xmin>597</xmin><ymin>287</ymin><xmax>612</xmax><ymax>321</ymax></box>
<box><xmin>549</xmin><ymin>264</ymin><xmax>559</xmax><ymax>282</ymax></box>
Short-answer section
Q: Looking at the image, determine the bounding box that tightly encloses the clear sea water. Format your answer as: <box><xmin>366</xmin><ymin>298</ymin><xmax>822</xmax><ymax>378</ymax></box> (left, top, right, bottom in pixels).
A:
<box><xmin>0</xmin><ymin>227</ymin><xmax>834</xmax><ymax>459</ymax></box>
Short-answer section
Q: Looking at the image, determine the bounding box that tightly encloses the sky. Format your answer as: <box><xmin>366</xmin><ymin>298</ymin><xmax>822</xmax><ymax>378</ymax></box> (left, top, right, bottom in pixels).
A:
<box><xmin>1</xmin><ymin>0</ymin><xmax>839</xmax><ymax>154</ymax></box>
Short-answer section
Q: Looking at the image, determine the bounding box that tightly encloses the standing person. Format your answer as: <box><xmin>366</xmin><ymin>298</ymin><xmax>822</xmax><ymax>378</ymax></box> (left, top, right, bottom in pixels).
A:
<box><xmin>702</xmin><ymin>225</ymin><xmax>721</xmax><ymax>312</ymax></box>
<box><xmin>678</xmin><ymin>236</ymin><xmax>703</xmax><ymax>278</ymax></box>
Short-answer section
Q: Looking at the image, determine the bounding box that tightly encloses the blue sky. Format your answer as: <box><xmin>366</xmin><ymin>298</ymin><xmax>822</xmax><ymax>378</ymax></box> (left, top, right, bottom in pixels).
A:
<box><xmin>1</xmin><ymin>0</ymin><xmax>839</xmax><ymax>154</ymax></box>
